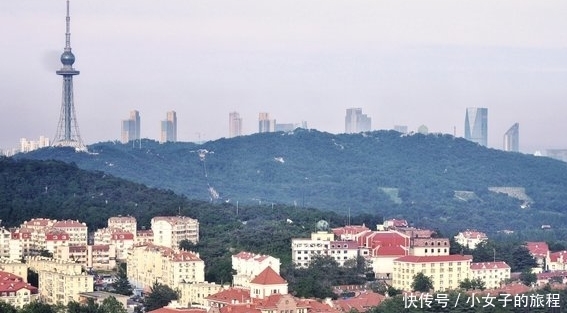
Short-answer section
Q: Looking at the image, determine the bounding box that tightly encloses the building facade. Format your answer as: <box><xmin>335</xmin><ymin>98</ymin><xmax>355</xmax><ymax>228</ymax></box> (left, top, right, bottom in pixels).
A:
<box><xmin>470</xmin><ymin>261</ymin><xmax>511</xmax><ymax>289</ymax></box>
<box><xmin>232</xmin><ymin>251</ymin><xmax>281</xmax><ymax>288</ymax></box>
<box><xmin>454</xmin><ymin>231</ymin><xmax>488</xmax><ymax>250</ymax></box>
<box><xmin>151</xmin><ymin>216</ymin><xmax>199</xmax><ymax>248</ymax></box>
<box><xmin>392</xmin><ymin>255</ymin><xmax>473</xmax><ymax>292</ymax></box>
<box><xmin>229</xmin><ymin>112</ymin><xmax>243</xmax><ymax>138</ymax></box>
<box><xmin>503</xmin><ymin>122</ymin><xmax>519</xmax><ymax>152</ymax></box>
<box><xmin>345</xmin><ymin>108</ymin><xmax>371</xmax><ymax>134</ymax></box>
<box><xmin>258</xmin><ymin>113</ymin><xmax>275</xmax><ymax>133</ymax></box>
<box><xmin>160</xmin><ymin>111</ymin><xmax>177</xmax><ymax>143</ymax></box>
<box><xmin>464</xmin><ymin>107</ymin><xmax>488</xmax><ymax>146</ymax></box>
<box><xmin>0</xmin><ymin>271</ymin><xmax>38</xmax><ymax>308</ymax></box>
<box><xmin>121</xmin><ymin>110</ymin><xmax>141</xmax><ymax>144</ymax></box>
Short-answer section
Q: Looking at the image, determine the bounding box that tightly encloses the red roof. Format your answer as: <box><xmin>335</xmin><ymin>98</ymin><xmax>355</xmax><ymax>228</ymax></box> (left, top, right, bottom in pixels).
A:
<box><xmin>0</xmin><ymin>271</ymin><xmax>37</xmax><ymax>294</ymax></box>
<box><xmin>233</xmin><ymin>251</ymin><xmax>270</xmax><ymax>262</ymax></box>
<box><xmin>53</xmin><ymin>219</ymin><xmax>87</xmax><ymax>228</ymax></box>
<box><xmin>395</xmin><ymin>255</ymin><xmax>473</xmax><ymax>263</ymax></box>
<box><xmin>470</xmin><ymin>262</ymin><xmax>510</xmax><ymax>270</ymax></box>
<box><xmin>331</xmin><ymin>225</ymin><xmax>370</xmax><ymax>237</ymax></box>
<box><xmin>250</xmin><ymin>267</ymin><xmax>286</xmax><ymax>285</ymax></box>
<box><xmin>206</xmin><ymin>288</ymin><xmax>251</xmax><ymax>304</ymax></box>
<box><xmin>333</xmin><ymin>292</ymin><xmax>385</xmax><ymax>312</ymax></box>
<box><xmin>111</xmin><ymin>232</ymin><xmax>135</xmax><ymax>240</ymax></box>
<box><xmin>525</xmin><ymin>242</ymin><xmax>549</xmax><ymax>257</ymax></box>
<box><xmin>219</xmin><ymin>305</ymin><xmax>260</xmax><ymax>313</ymax></box>
<box><xmin>459</xmin><ymin>230</ymin><xmax>488</xmax><ymax>239</ymax></box>
<box><xmin>148</xmin><ymin>308</ymin><xmax>206</xmax><ymax>313</ymax></box>
<box><xmin>373</xmin><ymin>245</ymin><xmax>407</xmax><ymax>256</ymax></box>
<box><xmin>549</xmin><ymin>250</ymin><xmax>567</xmax><ymax>263</ymax></box>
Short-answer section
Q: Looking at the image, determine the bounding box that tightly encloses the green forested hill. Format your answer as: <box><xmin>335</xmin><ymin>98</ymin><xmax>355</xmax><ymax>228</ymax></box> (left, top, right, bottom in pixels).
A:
<box><xmin>16</xmin><ymin>129</ymin><xmax>567</xmax><ymax>235</ymax></box>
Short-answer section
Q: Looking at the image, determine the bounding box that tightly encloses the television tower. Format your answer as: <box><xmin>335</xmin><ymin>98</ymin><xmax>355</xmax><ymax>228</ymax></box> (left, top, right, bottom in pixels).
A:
<box><xmin>52</xmin><ymin>0</ymin><xmax>86</xmax><ymax>151</ymax></box>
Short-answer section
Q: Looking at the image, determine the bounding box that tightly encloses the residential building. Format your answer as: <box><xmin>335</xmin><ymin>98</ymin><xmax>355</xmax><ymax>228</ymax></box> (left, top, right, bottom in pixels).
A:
<box><xmin>0</xmin><ymin>228</ymin><xmax>11</xmax><ymax>259</ymax></box>
<box><xmin>409</xmin><ymin>238</ymin><xmax>450</xmax><ymax>257</ymax></box>
<box><xmin>454</xmin><ymin>230</ymin><xmax>488</xmax><ymax>249</ymax></box>
<box><xmin>345</xmin><ymin>108</ymin><xmax>371</xmax><ymax>134</ymax></box>
<box><xmin>328</xmin><ymin>241</ymin><xmax>359</xmax><ymax>266</ymax></box>
<box><xmin>250</xmin><ymin>267</ymin><xmax>288</xmax><ymax>300</ymax></box>
<box><xmin>178</xmin><ymin>282</ymin><xmax>226</xmax><ymax>307</ymax></box>
<box><xmin>151</xmin><ymin>216</ymin><xmax>199</xmax><ymax>248</ymax></box>
<box><xmin>331</xmin><ymin>225</ymin><xmax>370</xmax><ymax>241</ymax></box>
<box><xmin>503</xmin><ymin>123</ymin><xmax>519</xmax><ymax>152</ymax></box>
<box><xmin>108</xmin><ymin>216</ymin><xmax>137</xmax><ymax>237</ymax></box>
<box><xmin>470</xmin><ymin>261</ymin><xmax>511</xmax><ymax>289</ymax></box>
<box><xmin>26</xmin><ymin>257</ymin><xmax>93</xmax><ymax>305</ymax></box>
<box><xmin>392</xmin><ymin>255</ymin><xmax>473</xmax><ymax>292</ymax></box>
<box><xmin>55</xmin><ymin>244</ymin><xmax>116</xmax><ymax>270</ymax></box>
<box><xmin>525</xmin><ymin>242</ymin><xmax>549</xmax><ymax>268</ymax></box>
<box><xmin>464</xmin><ymin>107</ymin><xmax>488</xmax><ymax>146</ymax></box>
<box><xmin>232</xmin><ymin>251</ymin><xmax>281</xmax><ymax>288</ymax></box>
<box><xmin>127</xmin><ymin>244</ymin><xmax>205</xmax><ymax>290</ymax></box>
<box><xmin>258</xmin><ymin>112</ymin><xmax>275</xmax><ymax>133</ymax></box>
<box><xmin>0</xmin><ymin>271</ymin><xmax>38</xmax><ymax>308</ymax></box>
<box><xmin>121</xmin><ymin>110</ymin><xmax>141</xmax><ymax>144</ymax></box>
<box><xmin>93</xmin><ymin>229</ymin><xmax>134</xmax><ymax>261</ymax></box>
<box><xmin>291</xmin><ymin>231</ymin><xmax>334</xmax><ymax>268</ymax></box>
<box><xmin>51</xmin><ymin>220</ymin><xmax>88</xmax><ymax>246</ymax></box>
<box><xmin>135</xmin><ymin>230</ymin><xmax>153</xmax><ymax>246</ymax></box>
<box><xmin>547</xmin><ymin>250</ymin><xmax>567</xmax><ymax>271</ymax></box>
<box><xmin>160</xmin><ymin>111</ymin><xmax>178</xmax><ymax>143</ymax></box>
<box><xmin>19</xmin><ymin>136</ymin><xmax>50</xmax><ymax>153</ymax></box>
<box><xmin>229</xmin><ymin>112</ymin><xmax>243</xmax><ymax>138</ymax></box>
<box><xmin>9</xmin><ymin>228</ymin><xmax>32</xmax><ymax>260</ymax></box>
<box><xmin>0</xmin><ymin>259</ymin><xmax>28</xmax><ymax>282</ymax></box>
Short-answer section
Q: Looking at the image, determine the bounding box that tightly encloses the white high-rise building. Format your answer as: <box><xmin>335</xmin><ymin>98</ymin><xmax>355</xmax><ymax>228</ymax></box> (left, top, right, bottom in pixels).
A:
<box><xmin>229</xmin><ymin>112</ymin><xmax>242</xmax><ymax>138</ymax></box>
<box><xmin>160</xmin><ymin>111</ymin><xmax>177</xmax><ymax>143</ymax></box>
<box><xmin>258</xmin><ymin>112</ymin><xmax>275</xmax><ymax>133</ymax></box>
<box><xmin>345</xmin><ymin>108</ymin><xmax>371</xmax><ymax>133</ymax></box>
<box><xmin>121</xmin><ymin>110</ymin><xmax>140</xmax><ymax>144</ymax></box>
<box><xmin>464</xmin><ymin>107</ymin><xmax>488</xmax><ymax>146</ymax></box>
<box><xmin>503</xmin><ymin>123</ymin><xmax>519</xmax><ymax>152</ymax></box>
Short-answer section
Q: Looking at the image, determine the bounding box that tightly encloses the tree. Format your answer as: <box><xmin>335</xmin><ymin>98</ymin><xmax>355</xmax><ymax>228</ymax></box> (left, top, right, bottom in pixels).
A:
<box><xmin>411</xmin><ymin>272</ymin><xmax>433</xmax><ymax>292</ymax></box>
<box><xmin>143</xmin><ymin>282</ymin><xmax>179</xmax><ymax>312</ymax></box>
<box><xmin>0</xmin><ymin>302</ymin><xmax>17</xmax><ymax>313</ymax></box>
<box><xmin>100</xmin><ymin>296</ymin><xmax>127</xmax><ymax>313</ymax></box>
<box><xmin>113</xmin><ymin>263</ymin><xmax>133</xmax><ymax>296</ymax></box>
<box><xmin>520</xmin><ymin>270</ymin><xmax>537</xmax><ymax>286</ymax></box>
<box><xmin>19</xmin><ymin>302</ymin><xmax>60</xmax><ymax>313</ymax></box>
<box><xmin>459</xmin><ymin>277</ymin><xmax>486</xmax><ymax>291</ymax></box>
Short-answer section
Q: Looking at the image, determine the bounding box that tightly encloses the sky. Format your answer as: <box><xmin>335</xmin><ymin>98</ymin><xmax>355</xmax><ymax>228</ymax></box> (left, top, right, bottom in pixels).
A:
<box><xmin>1</xmin><ymin>0</ymin><xmax>566</xmax><ymax>153</ymax></box>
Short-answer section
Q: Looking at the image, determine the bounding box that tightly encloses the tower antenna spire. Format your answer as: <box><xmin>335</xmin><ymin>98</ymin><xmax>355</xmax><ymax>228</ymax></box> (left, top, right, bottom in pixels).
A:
<box><xmin>65</xmin><ymin>0</ymin><xmax>71</xmax><ymax>50</ymax></box>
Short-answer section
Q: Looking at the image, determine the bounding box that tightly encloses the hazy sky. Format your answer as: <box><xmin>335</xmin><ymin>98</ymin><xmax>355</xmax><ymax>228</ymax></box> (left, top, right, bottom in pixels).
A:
<box><xmin>1</xmin><ymin>0</ymin><xmax>566</xmax><ymax>153</ymax></box>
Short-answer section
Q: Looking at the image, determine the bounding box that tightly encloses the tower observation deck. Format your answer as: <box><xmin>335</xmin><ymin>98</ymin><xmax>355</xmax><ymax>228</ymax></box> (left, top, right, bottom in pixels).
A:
<box><xmin>52</xmin><ymin>0</ymin><xmax>86</xmax><ymax>151</ymax></box>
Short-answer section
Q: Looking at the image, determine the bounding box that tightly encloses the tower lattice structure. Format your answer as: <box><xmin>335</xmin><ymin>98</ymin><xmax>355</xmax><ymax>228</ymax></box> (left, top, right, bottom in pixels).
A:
<box><xmin>52</xmin><ymin>0</ymin><xmax>86</xmax><ymax>151</ymax></box>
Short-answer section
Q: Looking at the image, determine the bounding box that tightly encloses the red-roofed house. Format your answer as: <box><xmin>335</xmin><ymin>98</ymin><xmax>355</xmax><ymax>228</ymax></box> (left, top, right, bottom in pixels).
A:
<box><xmin>250</xmin><ymin>267</ymin><xmax>288</xmax><ymax>299</ymax></box>
<box><xmin>525</xmin><ymin>242</ymin><xmax>549</xmax><ymax>267</ymax></box>
<box><xmin>206</xmin><ymin>288</ymin><xmax>252</xmax><ymax>308</ymax></box>
<box><xmin>331</xmin><ymin>225</ymin><xmax>370</xmax><ymax>241</ymax></box>
<box><xmin>454</xmin><ymin>230</ymin><xmax>488</xmax><ymax>249</ymax></box>
<box><xmin>470</xmin><ymin>261</ymin><xmax>511</xmax><ymax>289</ymax></box>
<box><xmin>52</xmin><ymin>219</ymin><xmax>88</xmax><ymax>246</ymax></box>
<box><xmin>232</xmin><ymin>252</ymin><xmax>281</xmax><ymax>287</ymax></box>
<box><xmin>332</xmin><ymin>291</ymin><xmax>385</xmax><ymax>313</ymax></box>
<box><xmin>547</xmin><ymin>250</ymin><xmax>567</xmax><ymax>271</ymax></box>
<box><xmin>392</xmin><ymin>255</ymin><xmax>473</xmax><ymax>292</ymax></box>
<box><xmin>0</xmin><ymin>271</ymin><xmax>39</xmax><ymax>308</ymax></box>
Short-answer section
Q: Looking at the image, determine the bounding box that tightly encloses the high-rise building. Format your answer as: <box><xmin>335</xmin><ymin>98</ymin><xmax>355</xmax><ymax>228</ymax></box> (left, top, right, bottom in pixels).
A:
<box><xmin>464</xmin><ymin>107</ymin><xmax>488</xmax><ymax>146</ymax></box>
<box><xmin>345</xmin><ymin>108</ymin><xmax>371</xmax><ymax>133</ymax></box>
<box><xmin>52</xmin><ymin>0</ymin><xmax>86</xmax><ymax>151</ymax></box>
<box><xmin>393</xmin><ymin>125</ymin><xmax>408</xmax><ymax>134</ymax></box>
<box><xmin>258</xmin><ymin>112</ymin><xmax>275</xmax><ymax>133</ymax></box>
<box><xmin>121</xmin><ymin>110</ymin><xmax>140</xmax><ymax>144</ymax></box>
<box><xmin>503</xmin><ymin>123</ymin><xmax>519</xmax><ymax>152</ymax></box>
<box><xmin>229</xmin><ymin>112</ymin><xmax>242</xmax><ymax>138</ymax></box>
<box><xmin>160</xmin><ymin>111</ymin><xmax>177</xmax><ymax>143</ymax></box>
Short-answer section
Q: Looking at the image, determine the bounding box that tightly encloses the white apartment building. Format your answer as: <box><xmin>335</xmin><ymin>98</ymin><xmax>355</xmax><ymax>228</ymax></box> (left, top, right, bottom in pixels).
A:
<box><xmin>232</xmin><ymin>251</ymin><xmax>281</xmax><ymax>287</ymax></box>
<box><xmin>328</xmin><ymin>241</ymin><xmax>359</xmax><ymax>266</ymax></box>
<box><xmin>410</xmin><ymin>238</ymin><xmax>450</xmax><ymax>256</ymax></box>
<box><xmin>94</xmin><ymin>228</ymin><xmax>134</xmax><ymax>260</ymax></box>
<box><xmin>127</xmin><ymin>244</ymin><xmax>205</xmax><ymax>290</ymax></box>
<box><xmin>151</xmin><ymin>216</ymin><xmax>199</xmax><ymax>248</ymax></box>
<box><xmin>55</xmin><ymin>244</ymin><xmax>117</xmax><ymax>271</ymax></box>
<box><xmin>470</xmin><ymin>262</ymin><xmax>511</xmax><ymax>289</ymax></box>
<box><xmin>0</xmin><ymin>258</ymin><xmax>28</xmax><ymax>281</ymax></box>
<box><xmin>291</xmin><ymin>231</ymin><xmax>334</xmax><ymax>268</ymax></box>
<box><xmin>51</xmin><ymin>220</ymin><xmax>88</xmax><ymax>246</ymax></box>
<box><xmin>178</xmin><ymin>282</ymin><xmax>226</xmax><ymax>307</ymax></box>
<box><xmin>107</xmin><ymin>216</ymin><xmax>137</xmax><ymax>240</ymax></box>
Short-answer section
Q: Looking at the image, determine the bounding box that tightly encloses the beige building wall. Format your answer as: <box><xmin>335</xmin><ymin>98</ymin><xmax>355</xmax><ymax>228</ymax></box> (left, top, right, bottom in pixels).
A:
<box><xmin>151</xmin><ymin>216</ymin><xmax>199</xmax><ymax>248</ymax></box>
<box><xmin>470</xmin><ymin>262</ymin><xmax>511</xmax><ymax>289</ymax></box>
<box><xmin>0</xmin><ymin>259</ymin><xmax>28</xmax><ymax>282</ymax></box>
<box><xmin>178</xmin><ymin>282</ymin><xmax>226</xmax><ymax>307</ymax></box>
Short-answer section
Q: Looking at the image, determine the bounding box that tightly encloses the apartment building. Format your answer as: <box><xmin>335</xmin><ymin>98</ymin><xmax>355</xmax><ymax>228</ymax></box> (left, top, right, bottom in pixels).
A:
<box><xmin>14</xmin><ymin>218</ymin><xmax>87</xmax><ymax>255</ymax></box>
<box><xmin>151</xmin><ymin>216</ymin><xmax>199</xmax><ymax>248</ymax></box>
<box><xmin>232</xmin><ymin>251</ymin><xmax>281</xmax><ymax>288</ymax></box>
<box><xmin>0</xmin><ymin>228</ymin><xmax>11</xmax><ymax>259</ymax></box>
<box><xmin>470</xmin><ymin>262</ymin><xmax>511</xmax><ymax>289</ymax></box>
<box><xmin>328</xmin><ymin>241</ymin><xmax>359</xmax><ymax>266</ymax></box>
<box><xmin>55</xmin><ymin>244</ymin><xmax>116</xmax><ymax>271</ymax></box>
<box><xmin>135</xmin><ymin>230</ymin><xmax>153</xmax><ymax>246</ymax></box>
<box><xmin>291</xmin><ymin>231</ymin><xmax>334</xmax><ymax>268</ymax></box>
<box><xmin>392</xmin><ymin>255</ymin><xmax>473</xmax><ymax>292</ymax></box>
<box><xmin>0</xmin><ymin>259</ymin><xmax>28</xmax><ymax>281</ymax></box>
<box><xmin>0</xmin><ymin>271</ymin><xmax>38</xmax><ymax>308</ymax></box>
<box><xmin>51</xmin><ymin>220</ymin><xmax>88</xmax><ymax>246</ymax></box>
<box><xmin>94</xmin><ymin>228</ymin><xmax>134</xmax><ymax>260</ymax></box>
<box><xmin>108</xmin><ymin>216</ymin><xmax>137</xmax><ymax>237</ymax></box>
<box><xmin>547</xmin><ymin>251</ymin><xmax>567</xmax><ymax>271</ymax></box>
<box><xmin>26</xmin><ymin>256</ymin><xmax>93</xmax><ymax>305</ymax></box>
<box><xmin>178</xmin><ymin>282</ymin><xmax>226</xmax><ymax>307</ymax></box>
<box><xmin>410</xmin><ymin>238</ymin><xmax>450</xmax><ymax>256</ymax></box>
<box><xmin>127</xmin><ymin>244</ymin><xmax>205</xmax><ymax>290</ymax></box>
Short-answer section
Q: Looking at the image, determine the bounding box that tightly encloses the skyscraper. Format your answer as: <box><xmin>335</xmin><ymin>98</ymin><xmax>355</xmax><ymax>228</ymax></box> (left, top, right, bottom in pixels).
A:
<box><xmin>160</xmin><ymin>111</ymin><xmax>177</xmax><ymax>143</ymax></box>
<box><xmin>464</xmin><ymin>107</ymin><xmax>488</xmax><ymax>146</ymax></box>
<box><xmin>258</xmin><ymin>112</ymin><xmax>275</xmax><ymax>133</ymax></box>
<box><xmin>229</xmin><ymin>112</ymin><xmax>242</xmax><ymax>138</ymax></box>
<box><xmin>52</xmin><ymin>0</ymin><xmax>86</xmax><ymax>151</ymax></box>
<box><xmin>345</xmin><ymin>108</ymin><xmax>371</xmax><ymax>133</ymax></box>
<box><xmin>121</xmin><ymin>110</ymin><xmax>140</xmax><ymax>144</ymax></box>
<box><xmin>503</xmin><ymin>123</ymin><xmax>519</xmax><ymax>152</ymax></box>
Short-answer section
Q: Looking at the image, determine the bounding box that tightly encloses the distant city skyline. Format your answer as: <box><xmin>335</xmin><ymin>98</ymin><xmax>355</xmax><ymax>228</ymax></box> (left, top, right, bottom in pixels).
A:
<box><xmin>464</xmin><ymin>107</ymin><xmax>488</xmax><ymax>147</ymax></box>
<box><xmin>1</xmin><ymin>0</ymin><xmax>567</xmax><ymax>153</ymax></box>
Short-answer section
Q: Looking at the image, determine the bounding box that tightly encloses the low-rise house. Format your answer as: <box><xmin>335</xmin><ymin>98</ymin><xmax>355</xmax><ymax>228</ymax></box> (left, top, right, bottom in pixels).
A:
<box><xmin>525</xmin><ymin>242</ymin><xmax>549</xmax><ymax>268</ymax></box>
<box><xmin>0</xmin><ymin>271</ymin><xmax>38</xmax><ymax>308</ymax></box>
<box><xmin>232</xmin><ymin>251</ymin><xmax>280</xmax><ymax>288</ymax></box>
<box><xmin>454</xmin><ymin>230</ymin><xmax>488</xmax><ymax>249</ymax></box>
